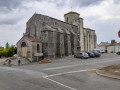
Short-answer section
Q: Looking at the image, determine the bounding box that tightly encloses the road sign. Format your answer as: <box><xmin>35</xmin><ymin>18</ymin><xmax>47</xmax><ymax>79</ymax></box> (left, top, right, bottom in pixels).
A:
<box><xmin>118</xmin><ymin>30</ymin><xmax>120</xmax><ymax>38</ymax></box>
<box><xmin>34</xmin><ymin>53</ymin><xmax>43</xmax><ymax>56</ymax></box>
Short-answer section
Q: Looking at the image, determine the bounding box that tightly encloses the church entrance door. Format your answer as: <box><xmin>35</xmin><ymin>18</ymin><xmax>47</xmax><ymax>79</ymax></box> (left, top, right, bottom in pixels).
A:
<box><xmin>21</xmin><ymin>47</ymin><xmax>27</xmax><ymax>57</ymax></box>
<box><xmin>21</xmin><ymin>42</ymin><xmax>27</xmax><ymax>57</ymax></box>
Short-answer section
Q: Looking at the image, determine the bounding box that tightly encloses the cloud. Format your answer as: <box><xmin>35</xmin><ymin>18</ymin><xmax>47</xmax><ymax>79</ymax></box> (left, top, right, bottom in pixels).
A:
<box><xmin>85</xmin><ymin>18</ymin><xmax>120</xmax><ymax>43</ymax></box>
<box><xmin>114</xmin><ymin>0</ymin><xmax>120</xmax><ymax>4</ymax></box>
<box><xmin>69</xmin><ymin>0</ymin><xmax>104</xmax><ymax>7</ymax></box>
<box><xmin>0</xmin><ymin>19</ymin><xmax>26</xmax><ymax>46</ymax></box>
<box><xmin>0</xmin><ymin>0</ymin><xmax>22</xmax><ymax>12</ymax></box>
<box><xmin>80</xmin><ymin>0</ymin><xmax>120</xmax><ymax>43</ymax></box>
<box><xmin>0</xmin><ymin>0</ymin><xmax>120</xmax><ymax>46</ymax></box>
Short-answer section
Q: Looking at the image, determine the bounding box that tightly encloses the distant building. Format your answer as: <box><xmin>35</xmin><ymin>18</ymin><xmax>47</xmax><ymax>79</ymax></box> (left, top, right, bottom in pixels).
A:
<box><xmin>17</xmin><ymin>11</ymin><xmax>97</xmax><ymax>62</ymax></box>
<box><xmin>99</xmin><ymin>42</ymin><xmax>120</xmax><ymax>53</ymax></box>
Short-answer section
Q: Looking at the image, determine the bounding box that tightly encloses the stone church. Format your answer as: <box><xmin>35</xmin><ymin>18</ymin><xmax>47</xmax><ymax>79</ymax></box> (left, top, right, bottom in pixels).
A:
<box><xmin>17</xmin><ymin>11</ymin><xmax>97</xmax><ymax>62</ymax></box>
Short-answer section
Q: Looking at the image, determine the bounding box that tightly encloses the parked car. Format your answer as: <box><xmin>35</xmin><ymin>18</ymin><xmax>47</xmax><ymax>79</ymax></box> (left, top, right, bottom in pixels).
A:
<box><xmin>93</xmin><ymin>49</ymin><xmax>101</xmax><ymax>53</ymax></box>
<box><xmin>92</xmin><ymin>51</ymin><xmax>101</xmax><ymax>57</ymax></box>
<box><xmin>86</xmin><ymin>52</ymin><xmax>95</xmax><ymax>58</ymax></box>
<box><xmin>74</xmin><ymin>52</ymin><xmax>89</xmax><ymax>59</ymax></box>
<box><xmin>101</xmin><ymin>50</ymin><xmax>105</xmax><ymax>53</ymax></box>
<box><xmin>116</xmin><ymin>51</ymin><xmax>120</xmax><ymax>55</ymax></box>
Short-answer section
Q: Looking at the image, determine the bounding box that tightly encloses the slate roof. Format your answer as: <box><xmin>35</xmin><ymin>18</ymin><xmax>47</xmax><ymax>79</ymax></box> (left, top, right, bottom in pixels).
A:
<box><xmin>99</xmin><ymin>43</ymin><xmax>120</xmax><ymax>47</ymax></box>
<box><xmin>24</xmin><ymin>36</ymin><xmax>41</xmax><ymax>42</ymax></box>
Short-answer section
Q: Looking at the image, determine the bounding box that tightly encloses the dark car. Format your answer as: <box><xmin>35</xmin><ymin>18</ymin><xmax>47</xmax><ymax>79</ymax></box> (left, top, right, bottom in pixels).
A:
<box><xmin>86</xmin><ymin>52</ymin><xmax>95</xmax><ymax>58</ymax></box>
<box><xmin>116</xmin><ymin>51</ymin><xmax>120</xmax><ymax>55</ymax></box>
<box><xmin>92</xmin><ymin>51</ymin><xmax>101</xmax><ymax>57</ymax></box>
<box><xmin>74</xmin><ymin>52</ymin><xmax>89</xmax><ymax>59</ymax></box>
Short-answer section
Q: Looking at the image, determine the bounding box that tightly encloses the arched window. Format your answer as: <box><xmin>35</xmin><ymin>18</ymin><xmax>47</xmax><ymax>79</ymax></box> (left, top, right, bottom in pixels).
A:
<box><xmin>21</xmin><ymin>42</ymin><xmax>27</xmax><ymax>47</ymax></box>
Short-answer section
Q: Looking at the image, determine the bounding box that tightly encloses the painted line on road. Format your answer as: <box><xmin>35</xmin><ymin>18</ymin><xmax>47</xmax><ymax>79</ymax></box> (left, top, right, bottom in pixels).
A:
<box><xmin>44</xmin><ymin>69</ymin><xmax>96</xmax><ymax>78</ymax></box>
<box><xmin>44</xmin><ymin>77</ymin><xmax>77</xmax><ymax>90</ymax></box>
<box><xmin>43</xmin><ymin>69</ymin><xmax>96</xmax><ymax>90</ymax></box>
<box><xmin>43</xmin><ymin>58</ymin><xmax>120</xmax><ymax>70</ymax></box>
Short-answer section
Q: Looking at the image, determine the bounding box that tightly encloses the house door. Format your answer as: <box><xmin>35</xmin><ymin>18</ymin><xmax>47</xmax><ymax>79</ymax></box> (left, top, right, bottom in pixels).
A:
<box><xmin>21</xmin><ymin>42</ymin><xmax>27</xmax><ymax>57</ymax></box>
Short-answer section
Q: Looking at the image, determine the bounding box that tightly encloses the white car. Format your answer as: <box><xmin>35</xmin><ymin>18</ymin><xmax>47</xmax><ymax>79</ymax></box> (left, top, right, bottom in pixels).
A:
<box><xmin>101</xmin><ymin>50</ymin><xmax>105</xmax><ymax>53</ymax></box>
<box><xmin>13</xmin><ymin>54</ymin><xmax>18</xmax><ymax>57</ymax></box>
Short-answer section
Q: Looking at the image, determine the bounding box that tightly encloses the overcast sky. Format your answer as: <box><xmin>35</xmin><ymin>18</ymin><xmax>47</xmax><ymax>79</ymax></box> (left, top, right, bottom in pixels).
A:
<box><xmin>0</xmin><ymin>0</ymin><xmax>120</xmax><ymax>47</ymax></box>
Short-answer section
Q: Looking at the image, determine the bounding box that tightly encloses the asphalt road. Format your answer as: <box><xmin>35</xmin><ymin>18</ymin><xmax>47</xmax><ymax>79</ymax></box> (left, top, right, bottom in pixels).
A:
<box><xmin>0</xmin><ymin>53</ymin><xmax>120</xmax><ymax>90</ymax></box>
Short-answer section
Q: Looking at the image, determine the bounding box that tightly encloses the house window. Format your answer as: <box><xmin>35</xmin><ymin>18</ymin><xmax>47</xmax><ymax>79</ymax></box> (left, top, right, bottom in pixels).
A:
<box><xmin>37</xmin><ymin>44</ymin><xmax>40</xmax><ymax>53</ymax></box>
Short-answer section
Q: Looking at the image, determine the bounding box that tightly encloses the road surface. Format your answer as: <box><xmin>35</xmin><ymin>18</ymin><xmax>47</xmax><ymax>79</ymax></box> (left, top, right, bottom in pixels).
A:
<box><xmin>0</xmin><ymin>53</ymin><xmax>120</xmax><ymax>90</ymax></box>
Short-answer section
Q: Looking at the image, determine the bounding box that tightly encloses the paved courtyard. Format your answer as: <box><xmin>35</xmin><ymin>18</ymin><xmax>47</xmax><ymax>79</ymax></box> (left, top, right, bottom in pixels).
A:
<box><xmin>0</xmin><ymin>53</ymin><xmax>120</xmax><ymax>90</ymax></box>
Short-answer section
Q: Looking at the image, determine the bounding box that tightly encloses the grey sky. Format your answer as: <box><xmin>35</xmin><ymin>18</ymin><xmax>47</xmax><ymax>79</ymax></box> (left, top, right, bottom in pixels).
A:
<box><xmin>0</xmin><ymin>0</ymin><xmax>120</xmax><ymax>46</ymax></box>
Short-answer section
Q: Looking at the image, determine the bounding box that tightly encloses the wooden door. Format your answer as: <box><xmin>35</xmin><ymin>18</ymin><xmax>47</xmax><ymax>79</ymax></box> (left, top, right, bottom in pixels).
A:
<box><xmin>21</xmin><ymin>47</ymin><xmax>27</xmax><ymax>57</ymax></box>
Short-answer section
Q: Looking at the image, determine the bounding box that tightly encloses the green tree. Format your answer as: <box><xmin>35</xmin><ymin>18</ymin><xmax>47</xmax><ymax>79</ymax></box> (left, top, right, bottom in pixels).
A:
<box><xmin>5</xmin><ymin>42</ymin><xmax>10</xmax><ymax>57</ymax></box>
<box><xmin>6</xmin><ymin>42</ymin><xmax>10</xmax><ymax>50</ymax></box>
<box><xmin>0</xmin><ymin>43</ymin><xmax>15</xmax><ymax>57</ymax></box>
<box><xmin>2</xmin><ymin>49</ymin><xmax>7</xmax><ymax>56</ymax></box>
<box><xmin>0</xmin><ymin>47</ymin><xmax>4</xmax><ymax>51</ymax></box>
<box><xmin>8</xmin><ymin>45</ymin><xmax>15</xmax><ymax>57</ymax></box>
<box><xmin>0</xmin><ymin>47</ymin><xmax>4</xmax><ymax>57</ymax></box>
<box><xmin>0</xmin><ymin>48</ymin><xmax>7</xmax><ymax>56</ymax></box>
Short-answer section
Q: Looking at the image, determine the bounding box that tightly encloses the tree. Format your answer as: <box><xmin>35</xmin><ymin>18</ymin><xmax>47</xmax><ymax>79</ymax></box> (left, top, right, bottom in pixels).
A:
<box><xmin>6</xmin><ymin>42</ymin><xmax>10</xmax><ymax>50</ymax></box>
<box><xmin>7</xmin><ymin>45</ymin><xmax>15</xmax><ymax>57</ymax></box>
<box><xmin>0</xmin><ymin>43</ymin><xmax>15</xmax><ymax>58</ymax></box>
<box><xmin>0</xmin><ymin>48</ymin><xmax>7</xmax><ymax>57</ymax></box>
<box><xmin>0</xmin><ymin>47</ymin><xmax>4</xmax><ymax>51</ymax></box>
<box><xmin>0</xmin><ymin>47</ymin><xmax>4</xmax><ymax>57</ymax></box>
<box><xmin>5</xmin><ymin>42</ymin><xmax>10</xmax><ymax>57</ymax></box>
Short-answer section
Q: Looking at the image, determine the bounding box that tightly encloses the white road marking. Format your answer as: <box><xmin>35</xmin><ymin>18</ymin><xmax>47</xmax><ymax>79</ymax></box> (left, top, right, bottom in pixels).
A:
<box><xmin>43</xmin><ymin>58</ymin><xmax>120</xmax><ymax>70</ymax></box>
<box><xmin>44</xmin><ymin>77</ymin><xmax>77</xmax><ymax>90</ymax></box>
<box><xmin>44</xmin><ymin>69</ymin><xmax>96</xmax><ymax>78</ymax></box>
<box><xmin>43</xmin><ymin>69</ymin><xmax>96</xmax><ymax>90</ymax></box>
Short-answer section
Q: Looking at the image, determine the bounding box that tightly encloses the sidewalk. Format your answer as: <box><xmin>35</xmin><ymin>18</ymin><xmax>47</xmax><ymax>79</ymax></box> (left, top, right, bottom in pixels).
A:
<box><xmin>0</xmin><ymin>58</ymin><xmax>30</xmax><ymax>66</ymax></box>
<box><xmin>96</xmin><ymin>64</ymin><xmax>120</xmax><ymax>80</ymax></box>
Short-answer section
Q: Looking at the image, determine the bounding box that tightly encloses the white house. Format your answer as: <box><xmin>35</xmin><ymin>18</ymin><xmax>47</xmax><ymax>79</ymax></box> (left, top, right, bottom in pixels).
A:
<box><xmin>99</xmin><ymin>42</ymin><xmax>120</xmax><ymax>53</ymax></box>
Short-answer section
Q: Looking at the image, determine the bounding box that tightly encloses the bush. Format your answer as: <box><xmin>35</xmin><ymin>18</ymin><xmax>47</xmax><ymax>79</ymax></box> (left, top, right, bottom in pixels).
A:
<box><xmin>0</xmin><ymin>43</ymin><xmax>15</xmax><ymax>57</ymax></box>
<box><xmin>7</xmin><ymin>46</ymin><xmax>15</xmax><ymax>57</ymax></box>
